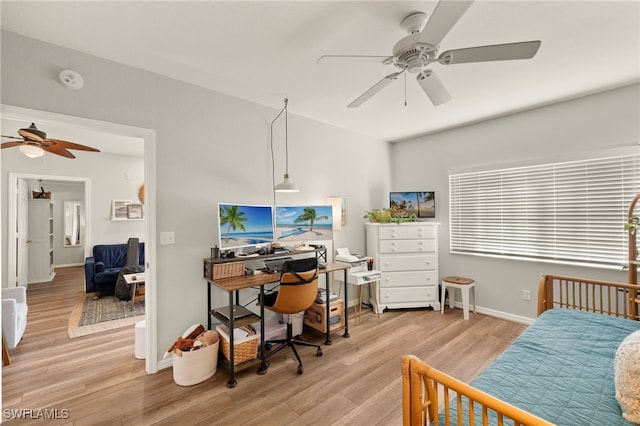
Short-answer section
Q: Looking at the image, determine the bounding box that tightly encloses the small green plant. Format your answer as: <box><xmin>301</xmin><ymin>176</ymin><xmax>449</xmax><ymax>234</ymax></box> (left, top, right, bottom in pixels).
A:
<box><xmin>363</xmin><ymin>208</ymin><xmax>417</xmax><ymax>224</ymax></box>
<box><xmin>625</xmin><ymin>215</ymin><xmax>640</xmax><ymax>235</ymax></box>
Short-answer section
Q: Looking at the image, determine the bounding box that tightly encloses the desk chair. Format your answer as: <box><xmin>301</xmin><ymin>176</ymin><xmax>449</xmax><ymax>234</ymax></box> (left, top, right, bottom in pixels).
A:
<box><xmin>261</xmin><ymin>257</ymin><xmax>322</xmax><ymax>374</ymax></box>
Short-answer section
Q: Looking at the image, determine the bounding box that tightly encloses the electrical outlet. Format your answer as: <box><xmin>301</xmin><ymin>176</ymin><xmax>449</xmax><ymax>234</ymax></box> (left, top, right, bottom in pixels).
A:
<box><xmin>160</xmin><ymin>231</ymin><xmax>175</xmax><ymax>245</ymax></box>
<box><xmin>523</xmin><ymin>290</ymin><xmax>531</xmax><ymax>301</ymax></box>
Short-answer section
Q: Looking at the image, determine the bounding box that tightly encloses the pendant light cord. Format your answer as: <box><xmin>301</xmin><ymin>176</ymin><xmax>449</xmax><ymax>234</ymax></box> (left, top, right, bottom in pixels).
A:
<box><xmin>270</xmin><ymin>98</ymin><xmax>288</xmax><ymax>203</ymax></box>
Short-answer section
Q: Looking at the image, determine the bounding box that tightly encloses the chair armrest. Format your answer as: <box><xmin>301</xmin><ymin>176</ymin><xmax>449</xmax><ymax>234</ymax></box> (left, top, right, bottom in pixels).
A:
<box><xmin>1</xmin><ymin>287</ymin><xmax>26</xmax><ymax>304</ymax></box>
<box><xmin>2</xmin><ymin>298</ymin><xmax>18</xmax><ymax>346</ymax></box>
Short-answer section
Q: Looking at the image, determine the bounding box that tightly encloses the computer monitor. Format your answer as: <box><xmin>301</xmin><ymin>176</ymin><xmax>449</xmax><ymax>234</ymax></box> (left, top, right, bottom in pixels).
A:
<box><xmin>217</xmin><ymin>203</ymin><xmax>274</xmax><ymax>251</ymax></box>
<box><xmin>390</xmin><ymin>191</ymin><xmax>435</xmax><ymax>218</ymax></box>
<box><xmin>274</xmin><ymin>205</ymin><xmax>333</xmax><ymax>242</ymax></box>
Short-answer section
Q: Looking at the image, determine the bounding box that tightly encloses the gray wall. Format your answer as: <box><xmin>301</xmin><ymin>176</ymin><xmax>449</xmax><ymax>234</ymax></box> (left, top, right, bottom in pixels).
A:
<box><xmin>0</xmin><ymin>31</ymin><xmax>391</xmax><ymax>364</ymax></box>
<box><xmin>391</xmin><ymin>83</ymin><xmax>640</xmax><ymax>320</ymax></box>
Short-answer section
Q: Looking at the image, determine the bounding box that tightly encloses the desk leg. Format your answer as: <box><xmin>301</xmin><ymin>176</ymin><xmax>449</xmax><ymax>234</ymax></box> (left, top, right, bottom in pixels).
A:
<box><xmin>324</xmin><ymin>273</ymin><xmax>332</xmax><ymax>345</ymax></box>
<box><xmin>207</xmin><ymin>283</ymin><xmax>212</xmax><ymax>331</ymax></box>
<box><xmin>226</xmin><ymin>291</ymin><xmax>237</xmax><ymax>388</ymax></box>
<box><xmin>342</xmin><ymin>269</ymin><xmax>350</xmax><ymax>338</ymax></box>
<box><xmin>257</xmin><ymin>285</ymin><xmax>267</xmax><ymax>375</ymax></box>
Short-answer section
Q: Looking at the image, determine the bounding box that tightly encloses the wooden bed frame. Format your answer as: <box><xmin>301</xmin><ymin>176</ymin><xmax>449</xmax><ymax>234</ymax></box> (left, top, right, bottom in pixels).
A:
<box><xmin>402</xmin><ymin>274</ymin><xmax>640</xmax><ymax>426</ymax></box>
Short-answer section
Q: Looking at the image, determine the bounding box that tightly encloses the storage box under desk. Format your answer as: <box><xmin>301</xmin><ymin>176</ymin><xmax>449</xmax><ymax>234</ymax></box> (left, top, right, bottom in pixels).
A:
<box><xmin>304</xmin><ymin>299</ymin><xmax>344</xmax><ymax>332</ymax></box>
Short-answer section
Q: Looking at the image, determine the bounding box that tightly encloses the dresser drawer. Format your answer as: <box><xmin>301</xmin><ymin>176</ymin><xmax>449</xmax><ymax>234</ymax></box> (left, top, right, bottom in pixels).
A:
<box><xmin>379</xmin><ymin>225</ymin><xmax>436</xmax><ymax>240</ymax></box>
<box><xmin>379</xmin><ymin>239</ymin><xmax>435</xmax><ymax>253</ymax></box>
<box><xmin>379</xmin><ymin>255</ymin><xmax>437</xmax><ymax>272</ymax></box>
<box><xmin>380</xmin><ymin>271</ymin><xmax>438</xmax><ymax>288</ymax></box>
<box><xmin>379</xmin><ymin>286</ymin><xmax>438</xmax><ymax>303</ymax></box>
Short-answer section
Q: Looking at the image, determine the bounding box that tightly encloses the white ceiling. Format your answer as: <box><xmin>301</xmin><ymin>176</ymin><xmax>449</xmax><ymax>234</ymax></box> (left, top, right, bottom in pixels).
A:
<box><xmin>2</xmin><ymin>1</ymin><xmax>639</xmax><ymax>142</ymax></box>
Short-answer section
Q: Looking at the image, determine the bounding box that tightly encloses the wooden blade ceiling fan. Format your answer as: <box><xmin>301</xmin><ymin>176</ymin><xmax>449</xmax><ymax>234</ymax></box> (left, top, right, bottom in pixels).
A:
<box><xmin>1</xmin><ymin>123</ymin><xmax>100</xmax><ymax>158</ymax></box>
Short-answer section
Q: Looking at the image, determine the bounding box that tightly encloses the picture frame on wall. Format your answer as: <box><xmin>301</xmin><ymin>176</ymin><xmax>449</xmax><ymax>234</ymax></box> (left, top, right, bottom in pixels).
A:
<box><xmin>112</xmin><ymin>200</ymin><xmax>131</xmax><ymax>221</ymax></box>
<box><xmin>127</xmin><ymin>203</ymin><xmax>144</xmax><ymax>220</ymax></box>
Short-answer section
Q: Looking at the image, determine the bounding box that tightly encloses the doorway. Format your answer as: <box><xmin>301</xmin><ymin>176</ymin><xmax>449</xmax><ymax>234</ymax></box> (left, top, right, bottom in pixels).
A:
<box><xmin>1</xmin><ymin>104</ymin><xmax>158</xmax><ymax>373</ymax></box>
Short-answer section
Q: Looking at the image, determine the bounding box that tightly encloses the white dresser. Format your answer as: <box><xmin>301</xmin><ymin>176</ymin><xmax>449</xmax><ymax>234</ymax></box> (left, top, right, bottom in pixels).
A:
<box><xmin>366</xmin><ymin>222</ymin><xmax>440</xmax><ymax>313</ymax></box>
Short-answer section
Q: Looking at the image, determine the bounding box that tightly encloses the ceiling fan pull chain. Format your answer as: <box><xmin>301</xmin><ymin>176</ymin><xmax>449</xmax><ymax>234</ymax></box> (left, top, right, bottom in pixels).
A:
<box><xmin>404</xmin><ymin>71</ymin><xmax>407</xmax><ymax>106</ymax></box>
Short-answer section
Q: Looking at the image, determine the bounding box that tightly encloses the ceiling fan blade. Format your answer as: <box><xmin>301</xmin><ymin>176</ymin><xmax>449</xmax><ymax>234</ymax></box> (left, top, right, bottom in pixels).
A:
<box><xmin>47</xmin><ymin>139</ymin><xmax>100</xmax><ymax>152</ymax></box>
<box><xmin>1</xmin><ymin>141</ymin><xmax>24</xmax><ymax>149</ymax></box>
<box><xmin>347</xmin><ymin>71</ymin><xmax>403</xmax><ymax>108</ymax></box>
<box><xmin>41</xmin><ymin>144</ymin><xmax>76</xmax><ymax>159</ymax></box>
<box><xmin>1</xmin><ymin>134</ymin><xmax>23</xmax><ymax>140</ymax></box>
<box><xmin>438</xmin><ymin>40</ymin><xmax>541</xmax><ymax>65</ymax></box>
<box><xmin>317</xmin><ymin>55</ymin><xmax>392</xmax><ymax>64</ymax></box>
<box><xmin>416</xmin><ymin>70</ymin><xmax>451</xmax><ymax>106</ymax></box>
<box><xmin>418</xmin><ymin>0</ymin><xmax>474</xmax><ymax>46</ymax></box>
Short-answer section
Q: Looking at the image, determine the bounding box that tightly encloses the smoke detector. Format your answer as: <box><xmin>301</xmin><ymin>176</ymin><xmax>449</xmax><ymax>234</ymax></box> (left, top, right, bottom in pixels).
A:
<box><xmin>58</xmin><ymin>69</ymin><xmax>84</xmax><ymax>90</ymax></box>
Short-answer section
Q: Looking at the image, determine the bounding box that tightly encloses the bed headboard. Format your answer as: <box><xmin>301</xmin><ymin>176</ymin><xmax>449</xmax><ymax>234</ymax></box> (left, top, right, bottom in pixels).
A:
<box><xmin>537</xmin><ymin>274</ymin><xmax>639</xmax><ymax>320</ymax></box>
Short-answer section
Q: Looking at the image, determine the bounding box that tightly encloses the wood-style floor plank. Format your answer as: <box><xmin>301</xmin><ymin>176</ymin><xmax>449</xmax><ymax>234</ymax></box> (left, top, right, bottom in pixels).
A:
<box><xmin>2</xmin><ymin>266</ymin><xmax>527</xmax><ymax>425</ymax></box>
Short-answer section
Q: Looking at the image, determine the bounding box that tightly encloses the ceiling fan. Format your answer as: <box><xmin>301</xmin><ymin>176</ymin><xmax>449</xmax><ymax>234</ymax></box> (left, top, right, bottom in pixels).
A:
<box><xmin>1</xmin><ymin>123</ymin><xmax>100</xmax><ymax>158</ymax></box>
<box><xmin>317</xmin><ymin>0</ymin><xmax>541</xmax><ymax>107</ymax></box>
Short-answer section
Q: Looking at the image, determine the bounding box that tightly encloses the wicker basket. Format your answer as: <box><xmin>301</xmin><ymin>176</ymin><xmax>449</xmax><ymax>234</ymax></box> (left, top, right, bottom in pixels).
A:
<box><xmin>216</xmin><ymin>325</ymin><xmax>258</xmax><ymax>365</ymax></box>
<box><xmin>212</xmin><ymin>261</ymin><xmax>246</xmax><ymax>279</ymax></box>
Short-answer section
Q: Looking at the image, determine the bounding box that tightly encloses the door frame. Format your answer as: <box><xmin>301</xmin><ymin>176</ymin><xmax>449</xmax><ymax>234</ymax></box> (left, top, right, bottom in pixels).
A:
<box><xmin>2</xmin><ymin>104</ymin><xmax>158</xmax><ymax>374</ymax></box>
<box><xmin>9</xmin><ymin>174</ymin><xmax>91</xmax><ymax>286</ymax></box>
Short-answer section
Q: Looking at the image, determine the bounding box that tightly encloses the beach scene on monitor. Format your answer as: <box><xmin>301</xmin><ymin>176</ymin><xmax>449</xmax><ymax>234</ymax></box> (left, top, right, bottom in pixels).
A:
<box><xmin>218</xmin><ymin>204</ymin><xmax>274</xmax><ymax>250</ymax></box>
<box><xmin>275</xmin><ymin>205</ymin><xmax>333</xmax><ymax>241</ymax></box>
<box><xmin>390</xmin><ymin>192</ymin><xmax>435</xmax><ymax>218</ymax></box>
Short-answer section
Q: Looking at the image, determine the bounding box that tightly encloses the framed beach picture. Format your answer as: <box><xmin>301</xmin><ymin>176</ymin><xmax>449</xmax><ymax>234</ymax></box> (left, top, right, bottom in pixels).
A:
<box><xmin>112</xmin><ymin>200</ymin><xmax>131</xmax><ymax>221</ymax></box>
<box><xmin>275</xmin><ymin>205</ymin><xmax>333</xmax><ymax>242</ymax></box>
<box><xmin>127</xmin><ymin>203</ymin><xmax>144</xmax><ymax>220</ymax></box>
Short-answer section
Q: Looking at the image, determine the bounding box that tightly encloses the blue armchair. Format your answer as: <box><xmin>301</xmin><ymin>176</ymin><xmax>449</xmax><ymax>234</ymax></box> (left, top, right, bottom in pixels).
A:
<box><xmin>84</xmin><ymin>243</ymin><xmax>145</xmax><ymax>293</ymax></box>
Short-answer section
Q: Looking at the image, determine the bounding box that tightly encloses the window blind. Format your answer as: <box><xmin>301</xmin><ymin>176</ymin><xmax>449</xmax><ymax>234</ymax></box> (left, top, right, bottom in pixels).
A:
<box><xmin>449</xmin><ymin>154</ymin><xmax>640</xmax><ymax>267</ymax></box>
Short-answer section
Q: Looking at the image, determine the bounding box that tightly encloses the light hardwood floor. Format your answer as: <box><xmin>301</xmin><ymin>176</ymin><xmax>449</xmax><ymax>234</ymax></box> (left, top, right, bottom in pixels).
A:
<box><xmin>2</xmin><ymin>266</ymin><xmax>527</xmax><ymax>425</ymax></box>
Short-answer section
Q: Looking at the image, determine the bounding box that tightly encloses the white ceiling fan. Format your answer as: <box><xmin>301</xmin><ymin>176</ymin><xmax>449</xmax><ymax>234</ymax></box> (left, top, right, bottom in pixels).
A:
<box><xmin>318</xmin><ymin>0</ymin><xmax>541</xmax><ymax>107</ymax></box>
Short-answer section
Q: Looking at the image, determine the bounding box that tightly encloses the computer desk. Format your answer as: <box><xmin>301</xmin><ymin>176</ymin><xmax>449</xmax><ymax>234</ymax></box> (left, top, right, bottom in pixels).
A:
<box><xmin>206</xmin><ymin>262</ymin><xmax>350</xmax><ymax>388</ymax></box>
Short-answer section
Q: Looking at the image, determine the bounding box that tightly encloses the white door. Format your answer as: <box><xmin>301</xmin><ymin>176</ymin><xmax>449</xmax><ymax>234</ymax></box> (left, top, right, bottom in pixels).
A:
<box><xmin>16</xmin><ymin>178</ymin><xmax>29</xmax><ymax>287</ymax></box>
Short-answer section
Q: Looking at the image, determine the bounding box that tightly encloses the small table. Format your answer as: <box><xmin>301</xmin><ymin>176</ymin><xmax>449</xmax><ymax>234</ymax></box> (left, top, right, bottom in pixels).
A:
<box><xmin>123</xmin><ymin>273</ymin><xmax>146</xmax><ymax>307</ymax></box>
<box><xmin>342</xmin><ymin>269</ymin><xmax>381</xmax><ymax>325</ymax></box>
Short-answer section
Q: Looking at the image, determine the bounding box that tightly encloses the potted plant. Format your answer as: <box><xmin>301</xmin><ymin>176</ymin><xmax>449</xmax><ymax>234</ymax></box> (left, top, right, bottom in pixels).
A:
<box><xmin>363</xmin><ymin>208</ymin><xmax>417</xmax><ymax>224</ymax></box>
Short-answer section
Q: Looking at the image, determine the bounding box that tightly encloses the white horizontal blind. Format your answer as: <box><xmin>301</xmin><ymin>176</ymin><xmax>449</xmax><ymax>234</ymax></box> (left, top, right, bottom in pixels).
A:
<box><xmin>449</xmin><ymin>154</ymin><xmax>640</xmax><ymax>267</ymax></box>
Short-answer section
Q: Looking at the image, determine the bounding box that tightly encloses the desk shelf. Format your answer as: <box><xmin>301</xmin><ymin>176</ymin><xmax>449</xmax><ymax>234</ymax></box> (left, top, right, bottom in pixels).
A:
<box><xmin>209</xmin><ymin>309</ymin><xmax>260</xmax><ymax>330</ymax></box>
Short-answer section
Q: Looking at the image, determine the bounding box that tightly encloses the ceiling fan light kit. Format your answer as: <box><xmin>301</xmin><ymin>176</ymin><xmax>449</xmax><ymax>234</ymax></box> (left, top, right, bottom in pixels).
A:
<box><xmin>19</xmin><ymin>144</ymin><xmax>45</xmax><ymax>158</ymax></box>
<box><xmin>319</xmin><ymin>0</ymin><xmax>540</xmax><ymax>108</ymax></box>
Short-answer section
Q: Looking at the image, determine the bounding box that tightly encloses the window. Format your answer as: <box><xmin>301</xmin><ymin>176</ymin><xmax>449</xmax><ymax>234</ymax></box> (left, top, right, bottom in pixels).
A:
<box><xmin>449</xmin><ymin>154</ymin><xmax>640</xmax><ymax>267</ymax></box>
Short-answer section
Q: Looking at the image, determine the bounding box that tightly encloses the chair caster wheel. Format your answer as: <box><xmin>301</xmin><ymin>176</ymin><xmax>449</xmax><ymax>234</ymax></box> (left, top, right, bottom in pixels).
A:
<box><xmin>297</xmin><ymin>365</ymin><xmax>303</xmax><ymax>375</ymax></box>
<box><xmin>316</xmin><ymin>348</ymin><xmax>323</xmax><ymax>356</ymax></box>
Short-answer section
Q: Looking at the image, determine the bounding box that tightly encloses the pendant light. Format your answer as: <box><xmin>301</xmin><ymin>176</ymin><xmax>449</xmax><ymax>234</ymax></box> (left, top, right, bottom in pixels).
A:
<box><xmin>273</xmin><ymin>98</ymin><xmax>299</xmax><ymax>193</ymax></box>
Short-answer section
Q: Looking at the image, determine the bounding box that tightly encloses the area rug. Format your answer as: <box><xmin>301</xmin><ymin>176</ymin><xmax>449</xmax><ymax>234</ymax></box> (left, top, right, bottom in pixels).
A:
<box><xmin>68</xmin><ymin>292</ymin><xmax>144</xmax><ymax>338</ymax></box>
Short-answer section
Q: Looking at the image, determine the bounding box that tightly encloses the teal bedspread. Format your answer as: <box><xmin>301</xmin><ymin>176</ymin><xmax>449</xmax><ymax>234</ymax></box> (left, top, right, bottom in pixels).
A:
<box><xmin>443</xmin><ymin>309</ymin><xmax>640</xmax><ymax>425</ymax></box>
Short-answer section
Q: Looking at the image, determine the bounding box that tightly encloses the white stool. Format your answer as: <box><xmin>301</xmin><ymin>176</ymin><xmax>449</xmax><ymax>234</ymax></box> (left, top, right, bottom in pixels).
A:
<box><xmin>441</xmin><ymin>276</ymin><xmax>476</xmax><ymax>320</ymax></box>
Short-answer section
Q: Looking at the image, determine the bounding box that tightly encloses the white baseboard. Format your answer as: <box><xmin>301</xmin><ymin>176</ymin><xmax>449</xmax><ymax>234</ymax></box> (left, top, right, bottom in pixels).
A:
<box><xmin>157</xmin><ymin>357</ymin><xmax>173</xmax><ymax>371</ymax></box>
<box><xmin>447</xmin><ymin>301</ymin><xmax>535</xmax><ymax>325</ymax></box>
<box><xmin>54</xmin><ymin>263</ymin><xmax>84</xmax><ymax>268</ymax></box>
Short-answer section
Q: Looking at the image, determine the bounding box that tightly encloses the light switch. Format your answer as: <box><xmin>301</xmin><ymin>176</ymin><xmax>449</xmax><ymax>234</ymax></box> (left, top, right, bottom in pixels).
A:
<box><xmin>160</xmin><ymin>231</ymin><xmax>175</xmax><ymax>245</ymax></box>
